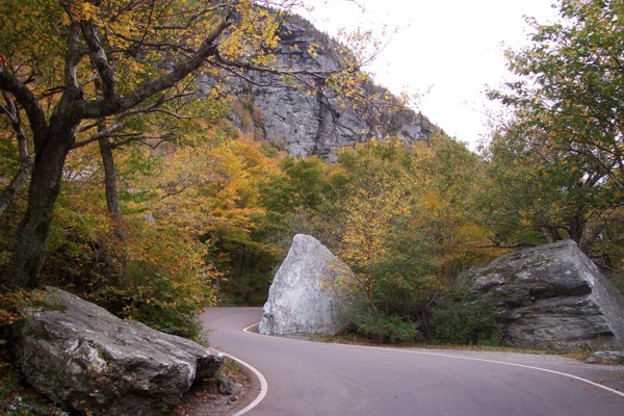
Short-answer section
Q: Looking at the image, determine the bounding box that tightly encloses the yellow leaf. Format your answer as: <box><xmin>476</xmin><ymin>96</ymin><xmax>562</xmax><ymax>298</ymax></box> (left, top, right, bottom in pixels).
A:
<box><xmin>61</xmin><ymin>12</ymin><xmax>71</xmax><ymax>26</ymax></box>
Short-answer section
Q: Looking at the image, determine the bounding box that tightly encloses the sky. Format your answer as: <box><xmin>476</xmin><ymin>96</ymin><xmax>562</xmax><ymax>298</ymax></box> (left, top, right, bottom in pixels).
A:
<box><xmin>294</xmin><ymin>0</ymin><xmax>560</xmax><ymax>149</ymax></box>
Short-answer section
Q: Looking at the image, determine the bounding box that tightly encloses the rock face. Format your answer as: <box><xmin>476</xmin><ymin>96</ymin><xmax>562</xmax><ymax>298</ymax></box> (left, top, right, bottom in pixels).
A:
<box><xmin>229</xmin><ymin>14</ymin><xmax>437</xmax><ymax>159</ymax></box>
<box><xmin>259</xmin><ymin>234</ymin><xmax>355</xmax><ymax>335</ymax></box>
<box><xmin>468</xmin><ymin>240</ymin><xmax>624</xmax><ymax>350</ymax></box>
<box><xmin>13</xmin><ymin>287</ymin><xmax>222</xmax><ymax>416</ymax></box>
<box><xmin>585</xmin><ymin>350</ymin><xmax>624</xmax><ymax>364</ymax></box>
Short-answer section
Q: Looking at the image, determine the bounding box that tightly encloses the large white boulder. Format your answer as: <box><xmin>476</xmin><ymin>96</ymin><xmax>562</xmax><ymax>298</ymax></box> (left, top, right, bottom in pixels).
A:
<box><xmin>259</xmin><ymin>234</ymin><xmax>355</xmax><ymax>335</ymax></box>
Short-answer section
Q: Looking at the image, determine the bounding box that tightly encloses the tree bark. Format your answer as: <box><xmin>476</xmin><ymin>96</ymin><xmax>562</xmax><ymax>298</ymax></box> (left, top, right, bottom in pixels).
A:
<box><xmin>8</xmin><ymin>124</ymin><xmax>75</xmax><ymax>288</ymax></box>
<box><xmin>0</xmin><ymin>154</ymin><xmax>33</xmax><ymax>217</ymax></box>
<box><xmin>569</xmin><ymin>214</ymin><xmax>587</xmax><ymax>251</ymax></box>
<box><xmin>98</xmin><ymin>137</ymin><xmax>120</xmax><ymax>213</ymax></box>
<box><xmin>98</xmin><ymin>136</ymin><xmax>126</xmax><ymax>239</ymax></box>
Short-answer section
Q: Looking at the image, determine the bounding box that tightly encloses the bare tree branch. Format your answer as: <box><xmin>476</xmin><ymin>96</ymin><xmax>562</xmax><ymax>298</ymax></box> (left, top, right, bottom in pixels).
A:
<box><xmin>77</xmin><ymin>17</ymin><xmax>232</xmax><ymax>119</ymax></box>
<box><xmin>72</xmin><ymin>122</ymin><xmax>125</xmax><ymax>149</ymax></box>
<box><xmin>107</xmin><ymin>31</ymin><xmax>197</xmax><ymax>57</ymax></box>
<box><xmin>63</xmin><ymin>23</ymin><xmax>83</xmax><ymax>101</ymax></box>
<box><xmin>154</xmin><ymin>2</ymin><xmax>234</xmax><ymax>30</ymax></box>
<box><xmin>72</xmin><ymin>90</ymin><xmax>200</xmax><ymax>148</ymax></box>
<box><xmin>80</xmin><ymin>20</ymin><xmax>118</xmax><ymax>101</ymax></box>
<box><xmin>0</xmin><ymin>67</ymin><xmax>47</xmax><ymax>148</ymax></box>
<box><xmin>0</xmin><ymin>92</ymin><xmax>34</xmax><ymax>216</ymax></box>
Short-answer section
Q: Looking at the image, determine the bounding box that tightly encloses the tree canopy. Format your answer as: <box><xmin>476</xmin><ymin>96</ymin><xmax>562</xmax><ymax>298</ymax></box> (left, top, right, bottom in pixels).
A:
<box><xmin>486</xmin><ymin>0</ymin><xmax>623</xmax><ymax>271</ymax></box>
<box><xmin>0</xmin><ymin>0</ymin><xmax>365</xmax><ymax>289</ymax></box>
<box><xmin>493</xmin><ymin>0</ymin><xmax>623</xmax><ymax>188</ymax></box>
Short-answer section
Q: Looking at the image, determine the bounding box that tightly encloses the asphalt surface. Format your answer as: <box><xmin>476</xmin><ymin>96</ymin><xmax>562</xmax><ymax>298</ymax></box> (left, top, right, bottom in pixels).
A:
<box><xmin>201</xmin><ymin>307</ymin><xmax>624</xmax><ymax>416</ymax></box>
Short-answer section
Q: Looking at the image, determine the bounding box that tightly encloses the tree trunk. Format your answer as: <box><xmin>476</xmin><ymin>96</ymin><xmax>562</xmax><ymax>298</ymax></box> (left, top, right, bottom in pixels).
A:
<box><xmin>98</xmin><ymin>137</ymin><xmax>125</xmax><ymax>230</ymax></box>
<box><xmin>569</xmin><ymin>214</ymin><xmax>587</xmax><ymax>252</ymax></box>
<box><xmin>98</xmin><ymin>135</ymin><xmax>128</xmax><ymax>283</ymax></box>
<box><xmin>8</xmin><ymin>127</ymin><xmax>74</xmax><ymax>289</ymax></box>
<box><xmin>0</xmin><ymin>154</ymin><xmax>33</xmax><ymax>217</ymax></box>
<box><xmin>92</xmin><ymin>68</ymin><xmax>126</xmax><ymax>243</ymax></box>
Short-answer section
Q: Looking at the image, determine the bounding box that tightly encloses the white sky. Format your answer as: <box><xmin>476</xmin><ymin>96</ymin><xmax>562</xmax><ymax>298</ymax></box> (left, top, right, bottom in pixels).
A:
<box><xmin>294</xmin><ymin>0</ymin><xmax>560</xmax><ymax>149</ymax></box>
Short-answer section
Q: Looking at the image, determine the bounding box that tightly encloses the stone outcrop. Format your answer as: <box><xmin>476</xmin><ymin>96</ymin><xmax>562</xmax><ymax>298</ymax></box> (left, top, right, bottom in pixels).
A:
<box><xmin>585</xmin><ymin>350</ymin><xmax>624</xmax><ymax>364</ymax></box>
<box><xmin>13</xmin><ymin>287</ymin><xmax>222</xmax><ymax>416</ymax></box>
<box><xmin>468</xmin><ymin>240</ymin><xmax>624</xmax><ymax>350</ymax></box>
<box><xmin>259</xmin><ymin>234</ymin><xmax>355</xmax><ymax>335</ymax></box>
<box><xmin>228</xmin><ymin>14</ymin><xmax>437</xmax><ymax>159</ymax></box>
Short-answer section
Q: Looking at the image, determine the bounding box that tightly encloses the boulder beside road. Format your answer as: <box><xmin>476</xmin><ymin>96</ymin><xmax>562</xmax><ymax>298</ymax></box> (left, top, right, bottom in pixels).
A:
<box><xmin>468</xmin><ymin>240</ymin><xmax>624</xmax><ymax>350</ymax></box>
<box><xmin>259</xmin><ymin>234</ymin><xmax>356</xmax><ymax>335</ymax></box>
<box><xmin>13</xmin><ymin>287</ymin><xmax>222</xmax><ymax>416</ymax></box>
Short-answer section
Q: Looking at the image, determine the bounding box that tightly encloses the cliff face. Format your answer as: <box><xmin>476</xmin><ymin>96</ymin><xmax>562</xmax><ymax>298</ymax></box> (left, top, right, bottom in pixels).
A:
<box><xmin>228</xmin><ymin>14</ymin><xmax>437</xmax><ymax>159</ymax></box>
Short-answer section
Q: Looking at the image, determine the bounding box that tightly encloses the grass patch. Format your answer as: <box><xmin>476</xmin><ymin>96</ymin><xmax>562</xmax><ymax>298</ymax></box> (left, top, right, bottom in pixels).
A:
<box><xmin>309</xmin><ymin>332</ymin><xmax>573</xmax><ymax>356</ymax></box>
<box><xmin>220</xmin><ymin>358</ymin><xmax>250</xmax><ymax>388</ymax></box>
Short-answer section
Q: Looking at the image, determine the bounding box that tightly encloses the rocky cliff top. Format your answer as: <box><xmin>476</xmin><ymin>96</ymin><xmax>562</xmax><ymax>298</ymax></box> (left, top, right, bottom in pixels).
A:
<box><xmin>227</xmin><ymin>12</ymin><xmax>438</xmax><ymax>159</ymax></box>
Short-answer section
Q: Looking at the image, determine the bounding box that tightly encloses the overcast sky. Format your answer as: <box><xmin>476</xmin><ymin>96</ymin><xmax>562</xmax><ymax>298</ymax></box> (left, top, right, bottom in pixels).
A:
<box><xmin>294</xmin><ymin>0</ymin><xmax>560</xmax><ymax>149</ymax></box>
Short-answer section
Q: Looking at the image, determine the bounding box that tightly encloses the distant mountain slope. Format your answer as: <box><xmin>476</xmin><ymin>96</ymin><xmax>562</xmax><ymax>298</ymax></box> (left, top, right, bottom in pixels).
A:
<box><xmin>226</xmin><ymin>13</ymin><xmax>438</xmax><ymax>159</ymax></box>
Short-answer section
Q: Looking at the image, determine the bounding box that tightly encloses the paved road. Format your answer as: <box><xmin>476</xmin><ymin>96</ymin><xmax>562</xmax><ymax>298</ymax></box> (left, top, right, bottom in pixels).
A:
<box><xmin>200</xmin><ymin>307</ymin><xmax>624</xmax><ymax>416</ymax></box>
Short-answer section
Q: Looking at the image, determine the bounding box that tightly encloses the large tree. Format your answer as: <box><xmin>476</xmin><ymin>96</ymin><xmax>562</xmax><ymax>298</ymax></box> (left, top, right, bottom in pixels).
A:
<box><xmin>0</xmin><ymin>0</ymin><xmax>363</xmax><ymax>289</ymax></box>
<box><xmin>491</xmin><ymin>0</ymin><xmax>623</xmax><ymax>188</ymax></box>
<box><xmin>487</xmin><ymin>0</ymin><xmax>623</xmax><ymax>263</ymax></box>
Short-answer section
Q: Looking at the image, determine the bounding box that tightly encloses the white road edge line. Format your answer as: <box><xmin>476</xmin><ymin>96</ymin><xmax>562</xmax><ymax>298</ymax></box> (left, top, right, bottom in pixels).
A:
<box><xmin>243</xmin><ymin>323</ymin><xmax>259</xmax><ymax>334</ymax></box>
<box><xmin>243</xmin><ymin>321</ymin><xmax>624</xmax><ymax>400</ymax></box>
<box><xmin>362</xmin><ymin>346</ymin><xmax>624</xmax><ymax>399</ymax></box>
<box><xmin>218</xmin><ymin>327</ymin><xmax>268</xmax><ymax>416</ymax></box>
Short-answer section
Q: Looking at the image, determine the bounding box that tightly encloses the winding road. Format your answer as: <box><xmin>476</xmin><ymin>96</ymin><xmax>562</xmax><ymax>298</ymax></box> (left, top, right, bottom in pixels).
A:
<box><xmin>201</xmin><ymin>307</ymin><xmax>624</xmax><ymax>416</ymax></box>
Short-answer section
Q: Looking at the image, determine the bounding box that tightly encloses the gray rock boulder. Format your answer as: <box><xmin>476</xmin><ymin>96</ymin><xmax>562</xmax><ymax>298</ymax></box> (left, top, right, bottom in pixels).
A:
<box><xmin>13</xmin><ymin>287</ymin><xmax>222</xmax><ymax>416</ymax></box>
<box><xmin>585</xmin><ymin>350</ymin><xmax>624</xmax><ymax>364</ymax></box>
<box><xmin>259</xmin><ymin>234</ymin><xmax>355</xmax><ymax>335</ymax></box>
<box><xmin>468</xmin><ymin>240</ymin><xmax>624</xmax><ymax>350</ymax></box>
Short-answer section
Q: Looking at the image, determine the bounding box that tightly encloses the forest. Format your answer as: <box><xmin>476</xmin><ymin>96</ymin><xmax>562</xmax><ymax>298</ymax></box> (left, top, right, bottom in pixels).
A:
<box><xmin>0</xmin><ymin>0</ymin><xmax>622</xmax><ymax>350</ymax></box>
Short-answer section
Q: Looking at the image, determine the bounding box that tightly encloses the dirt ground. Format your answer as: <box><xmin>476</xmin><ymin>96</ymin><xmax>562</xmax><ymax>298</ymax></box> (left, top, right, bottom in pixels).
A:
<box><xmin>173</xmin><ymin>358</ymin><xmax>259</xmax><ymax>416</ymax></box>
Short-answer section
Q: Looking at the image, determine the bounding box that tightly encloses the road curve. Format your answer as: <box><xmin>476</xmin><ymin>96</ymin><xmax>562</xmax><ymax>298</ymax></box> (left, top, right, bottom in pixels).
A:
<box><xmin>200</xmin><ymin>307</ymin><xmax>624</xmax><ymax>416</ymax></box>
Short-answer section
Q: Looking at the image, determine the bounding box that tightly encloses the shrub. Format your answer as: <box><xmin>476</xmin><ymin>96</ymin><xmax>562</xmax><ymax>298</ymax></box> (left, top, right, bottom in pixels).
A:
<box><xmin>429</xmin><ymin>299</ymin><xmax>503</xmax><ymax>346</ymax></box>
<box><xmin>349</xmin><ymin>301</ymin><xmax>418</xmax><ymax>343</ymax></box>
<box><xmin>92</xmin><ymin>280</ymin><xmax>205</xmax><ymax>340</ymax></box>
<box><xmin>428</xmin><ymin>276</ymin><xmax>503</xmax><ymax>346</ymax></box>
<box><xmin>90</xmin><ymin>222</ymin><xmax>215</xmax><ymax>339</ymax></box>
<box><xmin>608</xmin><ymin>273</ymin><xmax>624</xmax><ymax>297</ymax></box>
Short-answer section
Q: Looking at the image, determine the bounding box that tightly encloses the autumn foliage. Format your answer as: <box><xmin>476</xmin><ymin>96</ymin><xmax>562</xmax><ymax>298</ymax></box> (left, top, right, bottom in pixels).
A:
<box><xmin>0</xmin><ymin>0</ymin><xmax>622</xmax><ymax>346</ymax></box>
